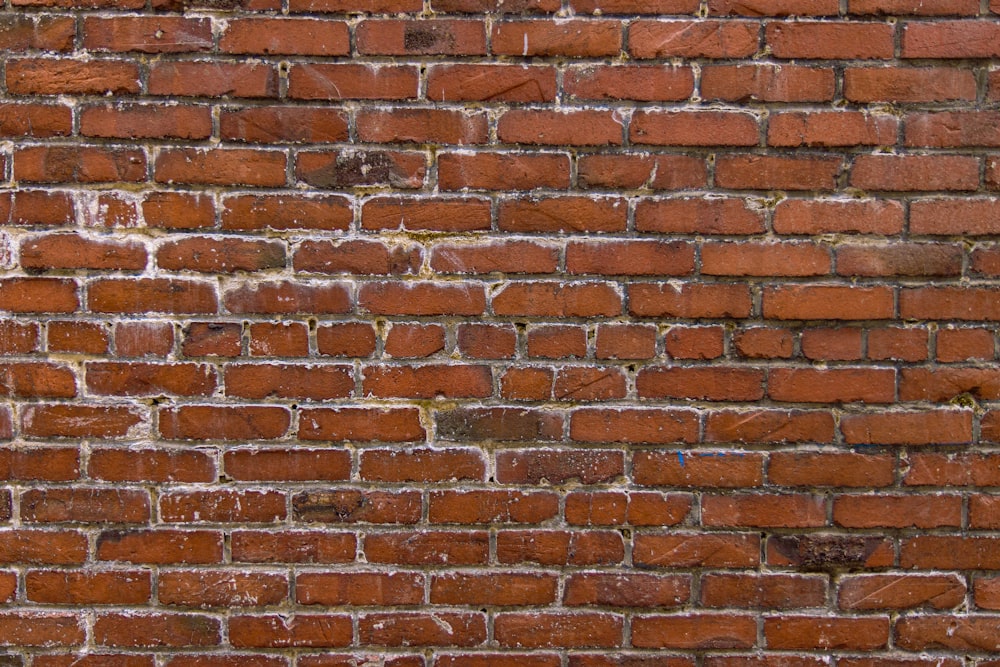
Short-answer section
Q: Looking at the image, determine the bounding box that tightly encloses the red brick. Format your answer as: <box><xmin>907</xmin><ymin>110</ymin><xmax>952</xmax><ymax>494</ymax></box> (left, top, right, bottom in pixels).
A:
<box><xmin>89</xmin><ymin>448</ymin><xmax>214</xmax><ymax>483</ymax></box>
<box><xmin>363</xmin><ymin>197</ymin><xmax>491</xmax><ymax>232</ymax></box>
<box><xmin>570</xmin><ymin>408</ymin><xmax>698</xmax><ymax>444</ymax></box>
<box><xmin>156</xmin><ymin>148</ymin><xmax>286</xmax><ymax>187</ymax></box>
<box><xmin>572</xmin><ymin>0</ymin><xmax>696</xmax><ymax>11</ymax></box>
<box><xmin>83</xmin><ymin>17</ymin><xmax>212</xmax><ymax>53</ymax></box>
<box><xmin>837</xmin><ymin>242</ymin><xmax>962</xmax><ymax>277</ymax></box>
<box><xmin>499</xmin><ymin>450</ymin><xmax>623</xmax><ymax>485</ymax></box>
<box><xmin>426</xmin><ymin>64</ymin><xmax>557</xmax><ymax>102</ymax></box>
<box><xmin>360</xmin><ymin>282</ymin><xmax>485</xmax><ymax>316</ymax></box>
<box><xmin>896</xmin><ymin>616</ymin><xmax>1000</xmax><ymax>652</ymax></box>
<box><xmin>361</xmin><ymin>448</ymin><xmax>485</xmax><ymax>482</ymax></box>
<box><xmin>0</xmin><ymin>529</ymin><xmax>87</xmax><ymax>564</ymax></box>
<box><xmin>97</xmin><ymin>530</ymin><xmax>222</xmax><ymax>564</ymax></box>
<box><xmin>81</xmin><ymin>104</ymin><xmax>211</xmax><ymax>140</ymax></box>
<box><xmin>359</xmin><ymin>612</ymin><xmax>486</xmax><ymax>647</ymax></box>
<box><xmin>499</xmin><ymin>197</ymin><xmax>626</xmax><ymax>233</ymax></box>
<box><xmin>149</xmin><ymin>61</ymin><xmax>277</xmax><ymax>98</ymax></box>
<box><xmin>701</xmin><ymin>574</ymin><xmax>827</xmax><ymax>609</ymax></box>
<box><xmin>566</xmin><ymin>65</ymin><xmax>693</xmax><ymax>101</ymax></box>
<box><xmin>229</xmin><ymin>614</ymin><xmax>351</xmax><ymax>648</ymax></box>
<box><xmin>936</xmin><ymin>327</ymin><xmax>995</xmax><ymax>361</ymax></box>
<box><xmin>767</xmin><ymin>21</ymin><xmax>894</xmax><ymax>59</ymax></box>
<box><xmin>363</xmin><ymin>364</ymin><xmax>492</xmax><ymax>399</ymax></box>
<box><xmin>638</xmin><ymin>366</ymin><xmax>765</xmax><ymax>401</ymax></box>
<box><xmin>143</xmin><ymin>192</ymin><xmax>215</xmax><ymax>230</ymax></box>
<box><xmin>47</xmin><ymin>321</ymin><xmax>109</xmax><ymax>354</ymax></box>
<box><xmin>901</xmin><ymin>286</ymin><xmax>1000</xmax><ymax>320</ymax></box>
<box><xmin>429</xmin><ymin>490</ymin><xmax>558</xmax><ymax>524</ymax></box>
<box><xmin>0</xmin><ymin>190</ymin><xmax>74</xmax><ymax>227</ymax></box>
<box><xmin>16</xmin><ymin>146</ymin><xmax>145</xmax><ymax>184</ymax></box>
<box><xmin>492</xmin><ymin>20</ymin><xmax>622</xmax><ymax>57</ymax></box>
<box><xmin>0</xmin><ymin>362</ymin><xmax>76</xmax><ymax>398</ymax></box>
<box><xmin>769</xmin><ymin>452</ymin><xmax>895</xmax><ymax>487</ymax></box>
<box><xmin>902</xmin><ymin>20</ymin><xmax>1000</xmax><ymax>58</ymax></box>
<box><xmin>21</xmin><ymin>488</ymin><xmax>149</xmax><ymax>524</ymax></box>
<box><xmin>567</xmin><ymin>240</ymin><xmax>694</xmax><ymax>276</ymax></box>
<box><xmin>295</xmin><ymin>488</ymin><xmax>420</xmax><ymax>525</ymax></box>
<box><xmin>222</xmin><ymin>194</ymin><xmax>350</xmax><ymax>231</ymax></box>
<box><xmin>432</xmin><ymin>573</ymin><xmax>557</xmax><ymax>606</ymax></box>
<box><xmin>839</xmin><ymin>574</ymin><xmax>965</xmax><ymax>610</ymax></box>
<box><xmin>159</xmin><ymin>406</ymin><xmax>290</xmax><ymax>441</ymax></box>
<box><xmin>498</xmin><ymin>530</ymin><xmax>624</xmax><ymax>566</ymax></box>
<box><xmin>0</xmin><ymin>612</ymin><xmax>84</xmax><ymax>647</ymax></box>
<box><xmin>851</xmin><ymin>0</ymin><xmax>978</xmax><ymax>13</ymax></box>
<box><xmin>299</xmin><ymin>407</ymin><xmax>425</xmax><ymax>442</ymax></box>
<box><xmin>630</xmin><ymin>284</ymin><xmax>752</xmax><ymax>318</ymax></box>
<box><xmin>702</xmin><ymin>64</ymin><xmax>834</xmax><ymax>102</ymax></box>
<box><xmin>495</xmin><ymin>612</ymin><xmax>622</xmax><ymax>648</ymax></box>
<box><xmin>869</xmin><ymin>327</ymin><xmax>928</xmax><ymax>362</ymax></box>
<box><xmin>764</xmin><ymin>616</ymin><xmax>889</xmax><ymax>650</ymax></box>
<box><xmin>577</xmin><ymin>154</ymin><xmax>707</xmax><ymax>190</ymax></box>
<box><xmin>716</xmin><ymin>155</ymin><xmax>843</xmax><ymax>191</ymax></box>
<box><xmin>247</xmin><ymin>322</ymin><xmax>309</xmax><ymax>357</ymax></box>
<box><xmin>220</xmin><ymin>18</ymin><xmax>349</xmax><ymax>55</ymax></box>
<box><xmin>733</xmin><ymin>327</ymin><xmax>794</xmax><ymax>359</ymax></box>
<box><xmin>90</xmin><ymin>279</ymin><xmax>216</xmax><ymax>314</ymax></box>
<box><xmin>845</xmin><ymin>66</ymin><xmax>977</xmax><ymax>103</ymax></box>
<box><xmin>769</xmin><ymin>368</ymin><xmax>895</xmax><ymax>404</ymax></box>
<box><xmin>834</xmin><ymin>493</ymin><xmax>961</xmax><ymax>528</ymax></box>
<box><xmin>438</xmin><ymin>152</ymin><xmax>570</xmax><ymax>191</ymax></box>
<box><xmin>499</xmin><ymin>110</ymin><xmax>623</xmax><ymax>146</ymax></box>
<box><xmin>365</xmin><ymin>532</ymin><xmax>488</xmax><ymax>566</ymax></box>
<box><xmin>224</xmin><ymin>448</ymin><xmax>350</xmax><ymax>482</ymax></box>
<box><xmin>633</xmin><ymin>451</ymin><xmax>764</xmax><ymax>488</ymax></box>
<box><xmin>801</xmin><ymin>327</ymin><xmax>863</xmax><ymax>361</ymax></box>
<box><xmin>769</xmin><ymin>111</ymin><xmax>896</xmax><ymax>147</ymax></box>
<box><xmin>181</xmin><ymin>323</ymin><xmax>238</xmax><ymax>358</ymax></box>
<box><xmin>632</xmin><ymin>110</ymin><xmax>759</xmax><ymax>147</ymax></box>
<box><xmin>358</xmin><ymin>19</ymin><xmax>486</xmax><ymax>55</ymax></box>
<box><xmin>774</xmin><ymin>199</ymin><xmax>903</xmax><ymax>235</ymax></box>
<box><xmin>160</xmin><ymin>490</ymin><xmax>286</xmax><ymax>523</ymax></box>
<box><xmin>702</xmin><ymin>241</ymin><xmax>830</xmax><ymax>276</ymax></box>
<box><xmin>87</xmin><ymin>362</ymin><xmax>216</xmax><ymax>397</ymax></box>
<box><xmin>851</xmin><ymin>155</ymin><xmax>979</xmax><ymax>191</ymax></box>
<box><xmin>289</xmin><ymin>64</ymin><xmax>419</xmax><ymax>100</ymax></box>
<box><xmin>220</xmin><ymin>107</ymin><xmax>349</xmax><ymax>144</ymax></box>
<box><xmin>0</xmin><ymin>103</ymin><xmax>71</xmax><ymax>138</ymax></box>
<box><xmin>317</xmin><ymin>323</ymin><xmax>377</xmax><ymax>357</ymax></box>
<box><xmin>841</xmin><ymin>410</ymin><xmax>973</xmax><ymax>445</ymax></box>
<box><xmin>384</xmin><ymin>323</ymin><xmax>445</xmax><ymax>358</ymax></box>
<box><xmin>297</xmin><ymin>572</ymin><xmax>422</xmax><ymax>606</ymax></box>
<box><xmin>159</xmin><ymin>571</ymin><xmax>287</xmax><ymax>608</ymax></box>
<box><xmin>0</xmin><ymin>14</ymin><xmax>74</xmax><ymax>51</ymax></box>
<box><xmin>763</xmin><ymin>285</ymin><xmax>894</xmax><ymax>320</ymax></box>
<box><xmin>358</xmin><ymin>109</ymin><xmax>488</xmax><ymax>145</ymax></box>
<box><xmin>493</xmin><ymin>282</ymin><xmax>621</xmax><ymax>317</ymax></box>
<box><xmin>7</xmin><ymin>58</ymin><xmax>141</xmax><ymax>95</ymax></box>
<box><xmin>632</xmin><ymin>614</ymin><xmax>756</xmax><ymax>649</ymax></box>
<box><xmin>26</xmin><ymin>570</ymin><xmax>151</xmax><ymax>605</ymax></box>
<box><xmin>630</xmin><ymin>20</ymin><xmax>758</xmax><ymax>58</ymax></box>
<box><xmin>702</xmin><ymin>494</ymin><xmax>826</xmax><ymax>528</ymax></box>
<box><xmin>231</xmin><ymin>531</ymin><xmax>355</xmax><ymax>564</ymax></box>
<box><xmin>22</xmin><ymin>404</ymin><xmax>143</xmax><ymax>439</ymax></box>
<box><xmin>457</xmin><ymin>324</ymin><xmax>518</xmax><ymax>359</ymax></box>
<box><xmin>225</xmin><ymin>280</ymin><xmax>350</xmax><ymax>315</ymax></box>
<box><xmin>295</xmin><ymin>240</ymin><xmax>420</xmax><ymax>276</ymax></box>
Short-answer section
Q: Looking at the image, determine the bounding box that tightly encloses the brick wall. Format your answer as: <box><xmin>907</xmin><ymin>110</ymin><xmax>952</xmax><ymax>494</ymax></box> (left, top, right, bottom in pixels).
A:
<box><xmin>2</xmin><ymin>0</ymin><xmax>1000</xmax><ymax>663</ymax></box>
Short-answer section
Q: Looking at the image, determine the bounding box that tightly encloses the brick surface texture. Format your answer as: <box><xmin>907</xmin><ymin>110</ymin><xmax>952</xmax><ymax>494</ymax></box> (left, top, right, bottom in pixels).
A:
<box><xmin>0</xmin><ymin>0</ymin><xmax>999</xmax><ymax>663</ymax></box>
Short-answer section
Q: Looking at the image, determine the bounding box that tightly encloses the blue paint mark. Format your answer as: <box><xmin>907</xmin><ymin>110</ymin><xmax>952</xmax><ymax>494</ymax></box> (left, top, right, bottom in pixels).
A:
<box><xmin>677</xmin><ymin>451</ymin><xmax>685</xmax><ymax>467</ymax></box>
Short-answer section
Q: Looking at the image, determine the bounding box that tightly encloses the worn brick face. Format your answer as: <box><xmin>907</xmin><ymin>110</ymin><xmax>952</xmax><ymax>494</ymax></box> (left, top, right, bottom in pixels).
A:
<box><xmin>0</xmin><ymin>3</ymin><xmax>995</xmax><ymax>663</ymax></box>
